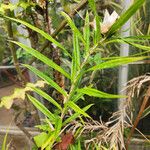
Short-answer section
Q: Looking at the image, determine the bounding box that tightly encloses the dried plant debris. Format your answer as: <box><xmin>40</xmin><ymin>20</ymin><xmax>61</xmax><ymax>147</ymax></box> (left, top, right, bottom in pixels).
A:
<box><xmin>66</xmin><ymin>74</ymin><xmax>150</xmax><ymax>149</ymax></box>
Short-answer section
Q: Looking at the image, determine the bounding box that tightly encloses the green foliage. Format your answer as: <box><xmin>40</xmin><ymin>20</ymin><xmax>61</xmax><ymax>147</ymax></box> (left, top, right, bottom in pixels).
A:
<box><xmin>107</xmin><ymin>0</ymin><xmax>146</xmax><ymax>36</ymax></box>
<box><xmin>0</xmin><ymin>0</ymin><xmax>149</xmax><ymax>149</ymax></box>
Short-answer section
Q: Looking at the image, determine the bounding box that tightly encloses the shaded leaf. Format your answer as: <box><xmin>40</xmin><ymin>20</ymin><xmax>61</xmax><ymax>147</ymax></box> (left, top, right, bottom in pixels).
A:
<box><xmin>71</xmin><ymin>33</ymin><xmax>80</xmax><ymax>81</ymax></box>
<box><xmin>84</xmin><ymin>11</ymin><xmax>90</xmax><ymax>54</ymax></box>
<box><xmin>141</xmin><ymin>105</ymin><xmax>150</xmax><ymax>119</ymax></box>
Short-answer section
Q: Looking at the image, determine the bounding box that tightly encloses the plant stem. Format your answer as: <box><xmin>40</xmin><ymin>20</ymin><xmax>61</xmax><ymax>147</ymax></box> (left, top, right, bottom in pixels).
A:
<box><xmin>4</xmin><ymin>1</ymin><xmax>25</xmax><ymax>84</ymax></box>
<box><xmin>126</xmin><ymin>86</ymin><xmax>150</xmax><ymax>150</ymax></box>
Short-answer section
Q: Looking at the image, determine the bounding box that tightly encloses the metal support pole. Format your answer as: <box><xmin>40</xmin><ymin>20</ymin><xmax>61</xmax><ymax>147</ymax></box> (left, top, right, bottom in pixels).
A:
<box><xmin>118</xmin><ymin>0</ymin><xmax>131</xmax><ymax>110</ymax></box>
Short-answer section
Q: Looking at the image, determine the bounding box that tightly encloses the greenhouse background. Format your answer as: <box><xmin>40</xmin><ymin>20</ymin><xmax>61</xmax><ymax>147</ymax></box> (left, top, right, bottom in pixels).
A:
<box><xmin>0</xmin><ymin>0</ymin><xmax>150</xmax><ymax>149</ymax></box>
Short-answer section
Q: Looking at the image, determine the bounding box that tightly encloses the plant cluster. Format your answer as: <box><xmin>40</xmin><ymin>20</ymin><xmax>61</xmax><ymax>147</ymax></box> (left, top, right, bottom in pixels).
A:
<box><xmin>0</xmin><ymin>0</ymin><xmax>150</xmax><ymax>149</ymax></box>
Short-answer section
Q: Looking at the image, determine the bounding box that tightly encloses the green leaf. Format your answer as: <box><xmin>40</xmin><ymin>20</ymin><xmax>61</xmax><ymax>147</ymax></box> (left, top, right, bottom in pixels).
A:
<box><xmin>42</xmin><ymin>117</ymin><xmax>62</xmax><ymax>150</ymax></box>
<box><xmin>71</xmin><ymin>33</ymin><xmax>80</xmax><ymax>81</ymax></box>
<box><xmin>30</xmin><ymin>87</ymin><xmax>62</xmax><ymax>110</ymax></box>
<box><xmin>88</xmin><ymin>0</ymin><xmax>97</xmax><ymax>15</ymax></box>
<box><xmin>71</xmin><ymin>92</ymin><xmax>84</xmax><ymax>102</ymax></box>
<box><xmin>24</xmin><ymin>64</ymin><xmax>68</xmax><ymax>97</ymax></box>
<box><xmin>11</xmin><ymin>41</ymin><xmax>70</xmax><ymax>79</ymax></box>
<box><xmin>2</xmin><ymin>128</ymin><xmax>9</xmax><ymax>150</ymax></box>
<box><xmin>27</xmin><ymin>95</ymin><xmax>55</xmax><ymax>121</ymax></box>
<box><xmin>69</xmin><ymin>70</ymin><xmax>85</xmax><ymax>100</ymax></box>
<box><xmin>84</xmin><ymin>11</ymin><xmax>90</xmax><ymax>54</ymax></box>
<box><xmin>94</xmin><ymin>15</ymin><xmax>101</xmax><ymax>43</ymax></box>
<box><xmin>77</xmin><ymin>87</ymin><xmax>125</xmax><ymax>98</ymax></box>
<box><xmin>54</xmin><ymin>117</ymin><xmax>62</xmax><ymax>137</ymax></box>
<box><xmin>63</xmin><ymin>104</ymin><xmax>93</xmax><ymax>125</ymax></box>
<box><xmin>88</xmin><ymin>57</ymin><xmax>146</xmax><ymax>71</ymax></box>
<box><xmin>34</xmin><ymin>132</ymin><xmax>49</xmax><ymax>148</ymax></box>
<box><xmin>107</xmin><ymin>0</ymin><xmax>145</xmax><ymax>36</ymax></box>
<box><xmin>88</xmin><ymin>0</ymin><xmax>101</xmax><ymax>43</ymax></box>
<box><xmin>61</xmin><ymin>12</ymin><xmax>86</xmax><ymax>45</ymax></box>
<box><xmin>124</xmin><ymin>41</ymin><xmax>150</xmax><ymax>51</ymax></box>
<box><xmin>67</xmin><ymin>101</ymin><xmax>91</xmax><ymax>118</ymax></box>
<box><xmin>4</xmin><ymin>16</ymin><xmax>70</xmax><ymax>57</ymax></box>
<box><xmin>41</xmin><ymin>132</ymin><xmax>55</xmax><ymax>150</ymax></box>
<box><xmin>141</xmin><ymin>105</ymin><xmax>150</xmax><ymax>119</ymax></box>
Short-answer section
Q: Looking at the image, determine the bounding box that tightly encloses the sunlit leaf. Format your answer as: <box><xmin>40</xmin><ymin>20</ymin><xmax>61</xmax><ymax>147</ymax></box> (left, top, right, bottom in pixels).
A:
<box><xmin>4</xmin><ymin>16</ymin><xmax>70</xmax><ymax>57</ymax></box>
<box><xmin>78</xmin><ymin>87</ymin><xmax>125</xmax><ymax>98</ymax></box>
<box><xmin>107</xmin><ymin>0</ymin><xmax>145</xmax><ymax>36</ymax></box>
<box><xmin>11</xmin><ymin>41</ymin><xmax>70</xmax><ymax>79</ymax></box>
<box><xmin>27</xmin><ymin>95</ymin><xmax>55</xmax><ymax>121</ymax></box>
<box><xmin>34</xmin><ymin>132</ymin><xmax>49</xmax><ymax>148</ymax></box>
<box><xmin>24</xmin><ymin>64</ymin><xmax>68</xmax><ymax>97</ymax></box>
<box><xmin>30</xmin><ymin>87</ymin><xmax>62</xmax><ymax>110</ymax></box>
<box><xmin>61</xmin><ymin>12</ymin><xmax>85</xmax><ymax>45</ymax></box>
<box><xmin>63</xmin><ymin>104</ymin><xmax>93</xmax><ymax>125</ymax></box>
<box><xmin>88</xmin><ymin>57</ymin><xmax>146</xmax><ymax>71</ymax></box>
<box><xmin>67</xmin><ymin>101</ymin><xmax>91</xmax><ymax>118</ymax></box>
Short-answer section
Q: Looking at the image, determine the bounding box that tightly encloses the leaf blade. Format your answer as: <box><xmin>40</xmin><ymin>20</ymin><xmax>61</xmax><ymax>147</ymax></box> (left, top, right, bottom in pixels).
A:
<box><xmin>24</xmin><ymin>64</ymin><xmax>68</xmax><ymax>97</ymax></box>
<box><xmin>61</xmin><ymin>12</ymin><xmax>85</xmax><ymax>45</ymax></box>
<box><xmin>88</xmin><ymin>57</ymin><xmax>146</xmax><ymax>71</ymax></box>
<box><xmin>77</xmin><ymin>87</ymin><xmax>125</xmax><ymax>98</ymax></box>
<box><xmin>67</xmin><ymin>101</ymin><xmax>91</xmax><ymax>118</ymax></box>
<box><xmin>11</xmin><ymin>41</ymin><xmax>70</xmax><ymax>79</ymax></box>
<box><xmin>27</xmin><ymin>95</ymin><xmax>55</xmax><ymax>121</ymax></box>
<box><xmin>107</xmin><ymin>0</ymin><xmax>145</xmax><ymax>36</ymax></box>
<box><xmin>30</xmin><ymin>87</ymin><xmax>62</xmax><ymax>110</ymax></box>
<box><xmin>4</xmin><ymin>16</ymin><xmax>70</xmax><ymax>57</ymax></box>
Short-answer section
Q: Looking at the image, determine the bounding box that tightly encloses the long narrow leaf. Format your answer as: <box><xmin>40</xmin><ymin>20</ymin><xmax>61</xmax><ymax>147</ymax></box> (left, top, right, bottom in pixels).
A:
<box><xmin>88</xmin><ymin>0</ymin><xmax>101</xmax><ymax>42</ymax></box>
<box><xmin>71</xmin><ymin>33</ymin><xmax>80</xmax><ymax>81</ymax></box>
<box><xmin>124</xmin><ymin>41</ymin><xmax>150</xmax><ymax>51</ymax></box>
<box><xmin>11</xmin><ymin>41</ymin><xmax>70</xmax><ymax>79</ymax></box>
<box><xmin>141</xmin><ymin>105</ymin><xmax>150</xmax><ymax>119</ymax></box>
<box><xmin>24</xmin><ymin>64</ymin><xmax>68</xmax><ymax>97</ymax></box>
<box><xmin>4</xmin><ymin>16</ymin><xmax>70</xmax><ymax>57</ymax></box>
<box><xmin>61</xmin><ymin>12</ymin><xmax>86</xmax><ymax>45</ymax></box>
<box><xmin>67</xmin><ymin>101</ymin><xmax>91</xmax><ymax>118</ymax></box>
<box><xmin>88</xmin><ymin>57</ymin><xmax>146</xmax><ymax>71</ymax></box>
<box><xmin>84</xmin><ymin>11</ymin><xmax>90</xmax><ymax>54</ymax></box>
<box><xmin>88</xmin><ymin>0</ymin><xmax>97</xmax><ymax>15</ymax></box>
<box><xmin>63</xmin><ymin>104</ymin><xmax>93</xmax><ymax>125</ymax></box>
<box><xmin>30</xmin><ymin>87</ymin><xmax>62</xmax><ymax>110</ymax></box>
<box><xmin>77</xmin><ymin>87</ymin><xmax>125</xmax><ymax>98</ymax></box>
<box><xmin>27</xmin><ymin>95</ymin><xmax>55</xmax><ymax>121</ymax></box>
<box><xmin>107</xmin><ymin>0</ymin><xmax>145</xmax><ymax>36</ymax></box>
<box><xmin>71</xmin><ymin>92</ymin><xmax>84</xmax><ymax>102</ymax></box>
